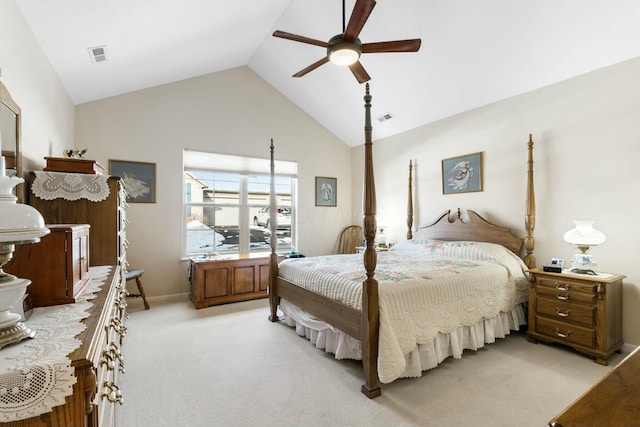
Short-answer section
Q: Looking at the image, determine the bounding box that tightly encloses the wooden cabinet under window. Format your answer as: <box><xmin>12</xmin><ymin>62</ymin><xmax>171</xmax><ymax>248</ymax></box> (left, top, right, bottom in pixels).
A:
<box><xmin>527</xmin><ymin>268</ymin><xmax>624</xmax><ymax>365</ymax></box>
<box><xmin>5</xmin><ymin>224</ymin><xmax>91</xmax><ymax>307</ymax></box>
<box><xmin>189</xmin><ymin>254</ymin><xmax>282</xmax><ymax>309</ymax></box>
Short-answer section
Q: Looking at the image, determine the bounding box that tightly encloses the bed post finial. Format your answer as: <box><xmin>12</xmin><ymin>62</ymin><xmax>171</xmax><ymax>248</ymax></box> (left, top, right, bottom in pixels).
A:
<box><xmin>524</xmin><ymin>133</ymin><xmax>536</xmax><ymax>268</ymax></box>
<box><xmin>361</xmin><ymin>82</ymin><xmax>381</xmax><ymax>399</ymax></box>
<box><xmin>268</xmin><ymin>138</ymin><xmax>280</xmax><ymax>322</ymax></box>
<box><xmin>407</xmin><ymin>160</ymin><xmax>413</xmax><ymax>240</ymax></box>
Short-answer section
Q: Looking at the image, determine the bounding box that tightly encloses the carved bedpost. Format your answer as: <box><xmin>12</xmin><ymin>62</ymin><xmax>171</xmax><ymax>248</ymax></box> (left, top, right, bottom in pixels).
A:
<box><xmin>268</xmin><ymin>139</ymin><xmax>280</xmax><ymax>322</ymax></box>
<box><xmin>407</xmin><ymin>160</ymin><xmax>413</xmax><ymax>240</ymax></box>
<box><xmin>524</xmin><ymin>134</ymin><xmax>536</xmax><ymax>268</ymax></box>
<box><xmin>361</xmin><ymin>83</ymin><xmax>381</xmax><ymax>398</ymax></box>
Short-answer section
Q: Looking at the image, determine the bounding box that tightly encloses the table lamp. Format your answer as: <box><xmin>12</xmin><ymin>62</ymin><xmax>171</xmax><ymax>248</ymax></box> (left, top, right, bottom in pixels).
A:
<box><xmin>563</xmin><ymin>219</ymin><xmax>605</xmax><ymax>275</ymax></box>
<box><xmin>0</xmin><ymin>171</ymin><xmax>50</xmax><ymax>349</ymax></box>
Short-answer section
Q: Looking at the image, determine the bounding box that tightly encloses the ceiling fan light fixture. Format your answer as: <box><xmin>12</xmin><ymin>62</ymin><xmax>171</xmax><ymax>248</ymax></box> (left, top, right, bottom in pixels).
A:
<box><xmin>327</xmin><ymin>35</ymin><xmax>361</xmax><ymax>66</ymax></box>
<box><xmin>329</xmin><ymin>46</ymin><xmax>360</xmax><ymax>66</ymax></box>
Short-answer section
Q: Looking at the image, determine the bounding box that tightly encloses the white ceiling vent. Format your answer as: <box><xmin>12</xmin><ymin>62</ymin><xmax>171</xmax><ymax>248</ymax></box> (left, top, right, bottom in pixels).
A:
<box><xmin>88</xmin><ymin>46</ymin><xmax>107</xmax><ymax>63</ymax></box>
<box><xmin>377</xmin><ymin>112</ymin><xmax>394</xmax><ymax>123</ymax></box>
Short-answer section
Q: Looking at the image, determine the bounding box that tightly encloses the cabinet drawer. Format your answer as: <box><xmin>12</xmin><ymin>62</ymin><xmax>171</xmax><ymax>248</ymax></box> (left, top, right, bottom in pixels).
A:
<box><xmin>536</xmin><ymin>297</ymin><xmax>595</xmax><ymax>327</ymax></box>
<box><xmin>535</xmin><ymin>278</ymin><xmax>596</xmax><ymax>304</ymax></box>
<box><xmin>536</xmin><ymin>317</ymin><xmax>595</xmax><ymax>348</ymax></box>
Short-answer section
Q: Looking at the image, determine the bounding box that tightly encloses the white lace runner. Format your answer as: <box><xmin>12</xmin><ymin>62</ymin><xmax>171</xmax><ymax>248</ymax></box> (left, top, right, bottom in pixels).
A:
<box><xmin>31</xmin><ymin>171</ymin><xmax>111</xmax><ymax>202</ymax></box>
<box><xmin>0</xmin><ymin>266</ymin><xmax>112</xmax><ymax>422</ymax></box>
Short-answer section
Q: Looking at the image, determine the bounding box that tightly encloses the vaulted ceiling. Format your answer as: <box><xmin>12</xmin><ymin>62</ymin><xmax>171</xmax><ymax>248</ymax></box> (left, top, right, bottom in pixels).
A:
<box><xmin>14</xmin><ymin>0</ymin><xmax>640</xmax><ymax>147</ymax></box>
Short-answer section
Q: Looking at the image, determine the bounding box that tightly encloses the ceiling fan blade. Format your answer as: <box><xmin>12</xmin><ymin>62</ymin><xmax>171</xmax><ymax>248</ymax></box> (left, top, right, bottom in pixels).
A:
<box><xmin>273</xmin><ymin>30</ymin><xmax>328</xmax><ymax>48</ymax></box>
<box><xmin>362</xmin><ymin>39</ymin><xmax>422</xmax><ymax>53</ymax></box>
<box><xmin>348</xmin><ymin>61</ymin><xmax>371</xmax><ymax>84</ymax></box>
<box><xmin>343</xmin><ymin>0</ymin><xmax>377</xmax><ymax>42</ymax></box>
<box><xmin>292</xmin><ymin>57</ymin><xmax>330</xmax><ymax>78</ymax></box>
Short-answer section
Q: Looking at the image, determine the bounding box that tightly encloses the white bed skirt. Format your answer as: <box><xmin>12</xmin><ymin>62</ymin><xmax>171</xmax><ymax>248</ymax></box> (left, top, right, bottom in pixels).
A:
<box><xmin>280</xmin><ymin>299</ymin><xmax>527</xmax><ymax>383</ymax></box>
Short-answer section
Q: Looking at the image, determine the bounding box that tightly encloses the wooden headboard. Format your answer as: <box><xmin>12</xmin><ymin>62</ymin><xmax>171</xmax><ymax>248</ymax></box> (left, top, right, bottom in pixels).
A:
<box><xmin>413</xmin><ymin>209</ymin><xmax>524</xmax><ymax>255</ymax></box>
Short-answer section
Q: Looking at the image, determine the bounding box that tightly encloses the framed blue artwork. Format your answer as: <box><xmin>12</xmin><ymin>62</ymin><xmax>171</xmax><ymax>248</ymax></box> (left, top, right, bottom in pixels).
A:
<box><xmin>441</xmin><ymin>152</ymin><xmax>483</xmax><ymax>195</ymax></box>
<box><xmin>109</xmin><ymin>159</ymin><xmax>156</xmax><ymax>203</ymax></box>
<box><xmin>315</xmin><ymin>176</ymin><xmax>337</xmax><ymax>207</ymax></box>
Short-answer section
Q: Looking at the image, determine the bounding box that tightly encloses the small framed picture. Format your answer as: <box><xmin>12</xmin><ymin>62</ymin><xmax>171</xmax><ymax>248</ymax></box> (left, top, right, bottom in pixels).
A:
<box><xmin>315</xmin><ymin>176</ymin><xmax>337</xmax><ymax>207</ymax></box>
<box><xmin>442</xmin><ymin>152</ymin><xmax>483</xmax><ymax>195</ymax></box>
<box><xmin>109</xmin><ymin>159</ymin><xmax>156</xmax><ymax>203</ymax></box>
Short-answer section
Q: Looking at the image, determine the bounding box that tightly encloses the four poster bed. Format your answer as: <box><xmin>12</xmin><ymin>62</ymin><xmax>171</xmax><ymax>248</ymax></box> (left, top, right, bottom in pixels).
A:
<box><xmin>267</xmin><ymin>84</ymin><xmax>536</xmax><ymax>398</ymax></box>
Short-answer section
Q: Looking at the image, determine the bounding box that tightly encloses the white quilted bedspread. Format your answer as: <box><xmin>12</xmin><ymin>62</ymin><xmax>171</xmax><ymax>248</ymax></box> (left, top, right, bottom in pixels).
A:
<box><xmin>278</xmin><ymin>239</ymin><xmax>529</xmax><ymax>382</ymax></box>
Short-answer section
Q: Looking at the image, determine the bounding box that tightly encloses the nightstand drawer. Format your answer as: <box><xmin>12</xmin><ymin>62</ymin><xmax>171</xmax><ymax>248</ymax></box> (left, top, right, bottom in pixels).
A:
<box><xmin>536</xmin><ymin>317</ymin><xmax>595</xmax><ymax>348</ymax></box>
<box><xmin>537</xmin><ymin>297</ymin><xmax>596</xmax><ymax>326</ymax></box>
<box><xmin>535</xmin><ymin>280</ymin><xmax>596</xmax><ymax>304</ymax></box>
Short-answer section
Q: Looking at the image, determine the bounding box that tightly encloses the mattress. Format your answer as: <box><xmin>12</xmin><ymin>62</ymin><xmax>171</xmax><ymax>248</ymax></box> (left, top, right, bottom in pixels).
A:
<box><xmin>277</xmin><ymin>239</ymin><xmax>529</xmax><ymax>383</ymax></box>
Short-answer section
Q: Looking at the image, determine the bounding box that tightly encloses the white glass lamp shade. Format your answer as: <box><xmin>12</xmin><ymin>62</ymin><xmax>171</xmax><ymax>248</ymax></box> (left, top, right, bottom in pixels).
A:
<box><xmin>563</xmin><ymin>219</ymin><xmax>606</xmax><ymax>248</ymax></box>
<box><xmin>563</xmin><ymin>219</ymin><xmax>605</xmax><ymax>273</ymax></box>
<box><xmin>0</xmin><ymin>176</ymin><xmax>50</xmax><ymax>243</ymax></box>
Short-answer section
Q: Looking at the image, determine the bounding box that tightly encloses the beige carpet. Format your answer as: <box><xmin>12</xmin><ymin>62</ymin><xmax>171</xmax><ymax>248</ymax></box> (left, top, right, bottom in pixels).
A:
<box><xmin>117</xmin><ymin>297</ymin><xmax>627</xmax><ymax>427</ymax></box>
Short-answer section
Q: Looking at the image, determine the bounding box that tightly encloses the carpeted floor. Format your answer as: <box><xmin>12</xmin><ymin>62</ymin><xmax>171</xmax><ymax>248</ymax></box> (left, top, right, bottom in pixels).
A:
<box><xmin>117</xmin><ymin>297</ymin><xmax>627</xmax><ymax>427</ymax></box>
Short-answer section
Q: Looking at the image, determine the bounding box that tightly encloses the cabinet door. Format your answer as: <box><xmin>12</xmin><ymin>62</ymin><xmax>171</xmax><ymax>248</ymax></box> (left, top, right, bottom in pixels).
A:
<box><xmin>259</xmin><ymin>263</ymin><xmax>270</xmax><ymax>292</ymax></box>
<box><xmin>232</xmin><ymin>265</ymin><xmax>257</xmax><ymax>295</ymax></box>
<box><xmin>70</xmin><ymin>232</ymin><xmax>86</xmax><ymax>284</ymax></box>
<box><xmin>203</xmin><ymin>267</ymin><xmax>230</xmax><ymax>299</ymax></box>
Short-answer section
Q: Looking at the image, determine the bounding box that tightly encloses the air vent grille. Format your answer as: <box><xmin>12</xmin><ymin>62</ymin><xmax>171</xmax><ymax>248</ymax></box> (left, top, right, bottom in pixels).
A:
<box><xmin>377</xmin><ymin>112</ymin><xmax>394</xmax><ymax>122</ymax></box>
<box><xmin>88</xmin><ymin>46</ymin><xmax>107</xmax><ymax>63</ymax></box>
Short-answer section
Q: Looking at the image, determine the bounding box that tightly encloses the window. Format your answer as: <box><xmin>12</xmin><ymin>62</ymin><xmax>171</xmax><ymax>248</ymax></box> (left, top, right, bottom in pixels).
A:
<box><xmin>183</xmin><ymin>150</ymin><xmax>297</xmax><ymax>257</ymax></box>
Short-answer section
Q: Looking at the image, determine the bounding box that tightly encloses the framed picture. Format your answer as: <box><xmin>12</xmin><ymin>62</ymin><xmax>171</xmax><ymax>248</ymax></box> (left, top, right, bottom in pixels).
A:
<box><xmin>441</xmin><ymin>152</ymin><xmax>483</xmax><ymax>194</ymax></box>
<box><xmin>315</xmin><ymin>176</ymin><xmax>337</xmax><ymax>207</ymax></box>
<box><xmin>109</xmin><ymin>159</ymin><xmax>156</xmax><ymax>203</ymax></box>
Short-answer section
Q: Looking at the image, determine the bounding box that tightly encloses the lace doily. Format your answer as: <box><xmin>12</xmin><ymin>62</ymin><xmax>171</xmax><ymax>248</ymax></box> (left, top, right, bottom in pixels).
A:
<box><xmin>31</xmin><ymin>171</ymin><xmax>111</xmax><ymax>202</ymax></box>
<box><xmin>0</xmin><ymin>266</ymin><xmax>112</xmax><ymax>422</ymax></box>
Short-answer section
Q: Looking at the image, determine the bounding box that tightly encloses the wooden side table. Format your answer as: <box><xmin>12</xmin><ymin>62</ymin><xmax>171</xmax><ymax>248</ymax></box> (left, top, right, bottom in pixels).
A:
<box><xmin>527</xmin><ymin>268</ymin><xmax>624</xmax><ymax>365</ymax></box>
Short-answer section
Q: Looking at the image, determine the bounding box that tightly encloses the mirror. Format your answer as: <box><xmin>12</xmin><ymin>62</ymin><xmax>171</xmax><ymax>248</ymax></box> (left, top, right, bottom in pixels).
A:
<box><xmin>0</xmin><ymin>81</ymin><xmax>22</xmax><ymax>202</ymax></box>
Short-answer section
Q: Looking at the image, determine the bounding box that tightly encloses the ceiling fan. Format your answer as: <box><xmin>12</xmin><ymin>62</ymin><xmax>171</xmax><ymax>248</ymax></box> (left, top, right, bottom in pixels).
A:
<box><xmin>273</xmin><ymin>0</ymin><xmax>421</xmax><ymax>84</ymax></box>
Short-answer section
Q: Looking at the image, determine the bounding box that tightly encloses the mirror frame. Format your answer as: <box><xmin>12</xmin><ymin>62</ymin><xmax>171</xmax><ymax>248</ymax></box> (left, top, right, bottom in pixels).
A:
<box><xmin>0</xmin><ymin>80</ymin><xmax>23</xmax><ymax>203</ymax></box>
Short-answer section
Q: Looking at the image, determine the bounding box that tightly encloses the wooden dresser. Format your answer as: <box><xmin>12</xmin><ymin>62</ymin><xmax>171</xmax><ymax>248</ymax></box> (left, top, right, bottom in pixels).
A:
<box><xmin>29</xmin><ymin>173</ymin><xmax>127</xmax><ymax>268</ymax></box>
<box><xmin>527</xmin><ymin>268</ymin><xmax>624</xmax><ymax>365</ymax></box>
<box><xmin>190</xmin><ymin>254</ymin><xmax>282</xmax><ymax>308</ymax></box>
<box><xmin>0</xmin><ymin>266</ymin><xmax>127</xmax><ymax>427</ymax></box>
<box><xmin>549</xmin><ymin>346</ymin><xmax>640</xmax><ymax>427</ymax></box>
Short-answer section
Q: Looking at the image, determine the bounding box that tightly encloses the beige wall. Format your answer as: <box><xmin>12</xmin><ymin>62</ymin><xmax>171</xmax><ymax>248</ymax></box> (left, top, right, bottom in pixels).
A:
<box><xmin>75</xmin><ymin>67</ymin><xmax>352</xmax><ymax>297</ymax></box>
<box><xmin>351</xmin><ymin>57</ymin><xmax>640</xmax><ymax>346</ymax></box>
<box><xmin>0</xmin><ymin>0</ymin><xmax>74</xmax><ymax>175</ymax></box>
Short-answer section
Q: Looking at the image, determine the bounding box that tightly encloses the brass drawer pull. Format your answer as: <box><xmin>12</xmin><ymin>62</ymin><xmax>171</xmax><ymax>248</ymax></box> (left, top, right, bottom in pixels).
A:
<box><xmin>106</xmin><ymin>317</ymin><xmax>127</xmax><ymax>338</ymax></box>
<box><xmin>100</xmin><ymin>343</ymin><xmax>126</xmax><ymax>373</ymax></box>
<box><xmin>554</xmin><ymin>328</ymin><xmax>572</xmax><ymax>339</ymax></box>
<box><xmin>555</xmin><ymin>308</ymin><xmax>570</xmax><ymax>317</ymax></box>
<box><xmin>555</xmin><ymin>292</ymin><xmax>570</xmax><ymax>300</ymax></box>
<box><xmin>102</xmin><ymin>382</ymin><xmax>124</xmax><ymax>405</ymax></box>
<box><xmin>555</xmin><ymin>283</ymin><xmax>570</xmax><ymax>291</ymax></box>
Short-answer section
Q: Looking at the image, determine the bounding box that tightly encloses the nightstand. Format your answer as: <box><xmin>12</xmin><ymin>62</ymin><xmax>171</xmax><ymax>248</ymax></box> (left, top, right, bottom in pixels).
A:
<box><xmin>527</xmin><ymin>268</ymin><xmax>624</xmax><ymax>365</ymax></box>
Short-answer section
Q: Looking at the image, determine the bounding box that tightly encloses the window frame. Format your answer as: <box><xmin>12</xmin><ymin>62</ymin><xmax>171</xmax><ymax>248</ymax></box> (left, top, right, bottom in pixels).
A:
<box><xmin>183</xmin><ymin>151</ymin><xmax>297</xmax><ymax>258</ymax></box>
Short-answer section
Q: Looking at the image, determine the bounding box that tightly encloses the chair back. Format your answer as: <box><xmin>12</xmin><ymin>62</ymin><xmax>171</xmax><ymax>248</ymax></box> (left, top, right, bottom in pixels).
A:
<box><xmin>336</xmin><ymin>225</ymin><xmax>364</xmax><ymax>254</ymax></box>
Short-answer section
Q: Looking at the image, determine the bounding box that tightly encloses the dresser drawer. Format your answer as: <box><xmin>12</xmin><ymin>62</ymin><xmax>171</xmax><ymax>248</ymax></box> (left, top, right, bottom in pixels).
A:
<box><xmin>535</xmin><ymin>317</ymin><xmax>595</xmax><ymax>348</ymax></box>
<box><xmin>96</xmin><ymin>275</ymin><xmax>127</xmax><ymax>426</ymax></box>
<box><xmin>536</xmin><ymin>296</ymin><xmax>596</xmax><ymax>327</ymax></box>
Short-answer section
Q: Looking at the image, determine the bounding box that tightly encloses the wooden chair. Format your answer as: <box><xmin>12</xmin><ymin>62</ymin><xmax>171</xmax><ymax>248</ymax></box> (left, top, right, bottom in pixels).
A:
<box><xmin>126</xmin><ymin>269</ymin><xmax>150</xmax><ymax>310</ymax></box>
<box><xmin>336</xmin><ymin>225</ymin><xmax>364</xmax><ymax>254</ymax></box>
